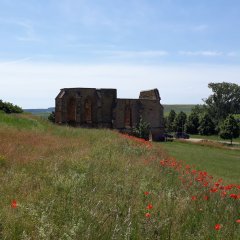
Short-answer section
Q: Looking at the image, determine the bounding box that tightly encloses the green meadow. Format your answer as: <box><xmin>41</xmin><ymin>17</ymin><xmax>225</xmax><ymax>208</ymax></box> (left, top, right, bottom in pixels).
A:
<box><xmin>161</xmin><ymin>141</ymin><xmax>240</xmax><ymax>183</ymax></box>
<box><xmin>0</xmin><ymin>112</ymin><xmax>239</xmax><ymax>239</ymax></box>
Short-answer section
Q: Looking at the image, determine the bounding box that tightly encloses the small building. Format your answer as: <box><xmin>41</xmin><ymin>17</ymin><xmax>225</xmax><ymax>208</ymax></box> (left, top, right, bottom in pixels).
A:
<box><xmin>55</xmin><ymin>88</ymin><xmax>164</xmax><ymax>140</ymax></box>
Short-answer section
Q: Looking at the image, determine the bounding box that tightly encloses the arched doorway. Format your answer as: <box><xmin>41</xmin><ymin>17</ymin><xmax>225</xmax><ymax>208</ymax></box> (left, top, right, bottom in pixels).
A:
<box><xmin>124</xmin><ymin>104</ymin><xmax>132</xmax><ymax>128</ymax></box>
<box><xmin>84</xmin><ymin>98</ymin><xmax>92</xmax><ymax>123</ymax></box>
<box><xmin>67</xmin><ymin>97</ymin><xmax>76</xmax><ymax>123</ymax></box>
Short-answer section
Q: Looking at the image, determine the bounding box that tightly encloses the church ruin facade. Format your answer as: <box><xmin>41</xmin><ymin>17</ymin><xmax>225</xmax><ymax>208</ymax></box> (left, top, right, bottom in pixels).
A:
<box><xmin>55</xmin><ymin>88</ymin><xmax>164</xmax><ymax>140</ymax></box>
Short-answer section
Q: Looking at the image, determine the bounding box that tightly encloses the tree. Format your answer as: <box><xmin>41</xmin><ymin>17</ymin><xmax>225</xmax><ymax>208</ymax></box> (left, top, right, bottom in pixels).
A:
<box><xmin>173</xmin><ymin>111</ymin><xmax>187</xmax><ymax>132</ymax></box>
<box><xmin>133</xmin><ymin>116</ymin><xmax>150</xmax><ymax>140</ymax></box>
<box><xmin>166</xmin><ymin>109</ymin><xmax>176</xmax><ymax>132</ymax></box>
<box><xmin>185</xmin><ymin>112</ymin><xmax>199</xmax><ymax>134</ymax></box>
<box><xmin>204</xmin><ymin>82</ymin><xmax>240</xmax><ymax>123</ymax></box>
<box><xmin>0</xmin><ymin>99</ymin><xmax>23</xmax><ymax>113</ymax></box>
<box><xmin>48</xmin><ymin>111</ymin><xmax>55</xmax><ymax>123</ymax></box>
<box><xmin>198</xmin><ymin>113</ymin><xmax>215</xmax><ymax>135</ymax></box>
<box><xmin>219</xmin><ymin>115</ymin><xmax>239</xmax><ymax>144</ymax></box>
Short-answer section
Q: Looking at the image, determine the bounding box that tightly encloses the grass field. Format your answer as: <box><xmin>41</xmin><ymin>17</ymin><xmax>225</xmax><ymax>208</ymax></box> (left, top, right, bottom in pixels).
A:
<box><xmin>0</xmin><ymin>111</ymin><xmax>239</xmax><ymax>239</ymax></box>
<box><xmin>160</xmin><ymin>141</ymin><xmax>240</xmax><ymax>183</ymax></box>
<box><xmin>163</xmin><ymin>104</ymin><xmax>196</xmax><ymax>116</ymax></box>
<box><xmin>190</xmin><ymin>134</ymin><xmax>240</xmax><ymax>144</ymax></box>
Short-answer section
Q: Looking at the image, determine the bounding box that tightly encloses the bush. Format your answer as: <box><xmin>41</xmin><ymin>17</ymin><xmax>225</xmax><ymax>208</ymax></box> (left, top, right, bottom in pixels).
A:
<box><xmin>133</xmin><ymin>116</ymin><xmax>150</xmax><ymax>140</ymax></box>
<box><xmin>0</xmin><ymin>99</ymin><xmax>23</xmax><ymax>114</ymax></box>
<box><xmin>48</xmin><ymin>111</ymin><xmax>55</xmax><ymax>123</ymax></box>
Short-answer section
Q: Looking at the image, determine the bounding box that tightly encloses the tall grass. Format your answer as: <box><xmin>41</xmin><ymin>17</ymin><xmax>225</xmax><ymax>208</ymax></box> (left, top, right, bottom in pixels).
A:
<box><xmin>0</xmin><ymin>112</ymin><xmax>239</xmax><ymax>239</ymax></box>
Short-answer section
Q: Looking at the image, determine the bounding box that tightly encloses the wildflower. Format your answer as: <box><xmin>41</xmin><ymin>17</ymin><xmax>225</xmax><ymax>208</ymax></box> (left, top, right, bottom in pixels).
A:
<box><xmin>215</xmin><ymin>224</ymin><xmax>222</xmax><ymax>230</ymax></box>
<box><xmin>203</xmin><ymin>196</ymin><xmax>209</xmax><ymax>200</ymax></box>
<box><xmin>210</xmin><ymin>187</ymin><xmax>218</xmax><ymax>193</ymax></box>
<box><xmin>191</xmin><ymin>196</ymin><xmax>197</xmax><ymax>201</ymax></box>
<box><xmin>203</xmin><ymin>182</ymin><xmax>209</xmax><ymax>187</ymax></box>
<box><xmin>230</xmin><ymin>194</ymin><xmax>238</xmax><ymax>199</ymax></box>
<box><xmin>146</xmin><ymin>204</ymin><xmax>153</xmax><ymax>209</ymax></box>
<box><xmin>145</xmin><ymin>213</ymin><xmax>151</xmax><ymax>218</ymax></box>
<box><xmin>144</xmin><ymin>191</ymin><xmax>149</xmax><ymax>196</ymax></box>
<box><xmin>221</xmin><ymin>191</ymin><xmax>227</xmax><ymax>197</ymax></box>
<box><xmin>11</xmin><ymin>199</ymin><xmax>17</xmax><ymax>208</ymax></box>
<box><xmin>236</xmin><ymin>219</ymin><xmax>240</xmax><ymax>223</ymax></box>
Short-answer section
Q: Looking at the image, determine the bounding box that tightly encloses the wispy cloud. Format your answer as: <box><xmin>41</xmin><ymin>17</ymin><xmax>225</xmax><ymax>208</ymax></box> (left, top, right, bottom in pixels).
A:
<box><xmin>98</xmin><ymin>50</ymin><xmax>169</xmax><ymax>59</ymax></box>
<box><xmin>179</xmin><ymin>51</ymin><xmax>223</xmax><ymax>57</ymax></box>
<box><xmin>16</xmin><ymin>21</ymin><xmax>42</xmax><ymax>42</ymax></box>
<box><xmin>227</xmin><ymin>52</ymin><xmax>238</xmax><ymax>57</ymax></box>
<box><xmin>1</xmin><ymin>62</ymin><xmax>240</xmax><ymax>108</ymax></box>
<box><xmin>192</xmin><ymin>24</ymin><xmax>208</xmax><ymax>32</ymax></box>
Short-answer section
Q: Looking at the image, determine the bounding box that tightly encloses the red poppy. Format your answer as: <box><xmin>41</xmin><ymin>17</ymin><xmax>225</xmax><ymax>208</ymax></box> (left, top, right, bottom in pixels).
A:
<box><xmin>230</xmin><ymin>194</ymin><xmax>237</xmax><ymax>199</ymax></box>
<box><xmin>11</xmin><ymin>199</ymin><xmax>17</xmax><ymax>208</ymax></box>
<box><xmin>203</xmin><ymin>196</ymin><xmax>209</xmax><ymax>200</ymax></box>
<box><xmin>210</xmin><ymin>187</ymin><xmax>218</xmax><ymax>193</ymax></box>
<box><xmin>144</xmin><ymin>191</ymin><xmax>149</xmax><ymax>196</ymax></box>
<box><xmin>221</xmin><ymin>191</ymin><xmax>227</xmax><ymax>197</ymax></box>
<box><xmin>236</xmin><ymin>219</ymin><xmax>240</xmax><ymax>223</ymax></box>
<box><xmin>215</xmin><ymin>224</ymin><xmax>221</xmax><ymax>230</ymax></box>
<box><xmin>146</xmin><ymin>204</ymin><xmax>153</xmax><ymax>209</ymax></box>
<box><xmin>145</xmin><ymin>213</ymin><xmax>151</xmax><ymax>218</ymax></box>
<box><xmin>191</xmin><ymin>196</ymin><xmax>197</xmax><ymax>201</ymax></box>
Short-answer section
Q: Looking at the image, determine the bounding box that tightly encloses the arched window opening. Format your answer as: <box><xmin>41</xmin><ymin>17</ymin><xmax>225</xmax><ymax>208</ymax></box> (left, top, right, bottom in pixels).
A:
<box><xmin>84</xmin><ymin>98</ymin><xmax>92</xmax><ymax>123</ymax></box>
<box><xmin>124</xmin><ymin>104</ymin><xmax>132</xmax><ymax>127</ymax></box>
<box><xmin>67</xmin><ymin>97</ymin><xmax>76</xmax><ymax>123</ymax></box>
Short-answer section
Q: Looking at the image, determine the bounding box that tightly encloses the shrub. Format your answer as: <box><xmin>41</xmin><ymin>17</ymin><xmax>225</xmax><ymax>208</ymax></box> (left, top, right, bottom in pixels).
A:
<box><xmin>133</xmin><ymin>116</ymin><xmax>150</xmax><ymax>140</ymax></box>
<box><xmin>0</xmin><ymin>99</ymin><xmax>23</xmax><ymax>114</ymax></box>
<box><xmin>48</xmin><ymin>111</ymin><xmax>55</xmax><ymax>123</ymax></box>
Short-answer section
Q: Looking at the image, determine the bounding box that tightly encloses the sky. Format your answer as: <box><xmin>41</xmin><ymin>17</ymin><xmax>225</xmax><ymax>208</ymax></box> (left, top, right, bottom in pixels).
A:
<box><xmin>0</xmin><ymin>0</ymin><xmax>240</xmax><ymax>108</ymax></box>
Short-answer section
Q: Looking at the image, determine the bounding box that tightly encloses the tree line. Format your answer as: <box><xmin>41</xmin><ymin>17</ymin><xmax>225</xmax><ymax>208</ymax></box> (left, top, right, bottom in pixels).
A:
<box><xmin>0</xmin><ymin>99</ymin><xmax>23</xmax><ymax>114</ymax></box>
<box><xmin>165</xmin><ymin>82</ymin><xmax>240</xmax><ymax>143</ymax></box>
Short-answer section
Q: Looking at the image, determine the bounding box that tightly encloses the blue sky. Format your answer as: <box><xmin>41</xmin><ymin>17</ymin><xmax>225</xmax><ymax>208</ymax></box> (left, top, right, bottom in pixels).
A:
<box><xmin>0</xmin><ymin>0</ymin><xmax>240</xmax><ymax>108</ymax></box>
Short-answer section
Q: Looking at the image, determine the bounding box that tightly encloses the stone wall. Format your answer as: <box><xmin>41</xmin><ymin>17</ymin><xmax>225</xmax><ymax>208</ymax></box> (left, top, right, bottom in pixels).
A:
<box><xmin>55</xmin><ymin>87</ymin><xmax>164</xmax><ymax>140</ymax></box>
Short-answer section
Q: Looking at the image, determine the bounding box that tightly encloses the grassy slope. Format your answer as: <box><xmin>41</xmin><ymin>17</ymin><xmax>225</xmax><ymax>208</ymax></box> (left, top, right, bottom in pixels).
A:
<box><xmin>163</xmin><ymin>104</ymin><xmax>196</xmax><ymax>116</ymax></box>
<box><xmin>0</xmin><ymin>112</ymin><xmax>239</xmax><ymax>239</ymax></box>
<box><xmin>160</xmin><ymin>141</ymin><xmax>240</xmax><ymax>183</ymax></box>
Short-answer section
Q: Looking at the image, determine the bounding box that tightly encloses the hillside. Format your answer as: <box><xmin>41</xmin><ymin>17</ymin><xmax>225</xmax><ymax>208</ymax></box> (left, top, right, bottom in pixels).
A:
<box><xmin>0</xmin><ymin>112</ymin><xmax>239</xmax><ymax>239</ymax></box>
<box><xmin>162</xmin><ymin>104</ymin><xmax>197</xmax><ymax>116</ymax></box>
<box><xmin>24</xmin><ymin>105</ymin><xmax>197</xmax><ymax>117</ymax></box>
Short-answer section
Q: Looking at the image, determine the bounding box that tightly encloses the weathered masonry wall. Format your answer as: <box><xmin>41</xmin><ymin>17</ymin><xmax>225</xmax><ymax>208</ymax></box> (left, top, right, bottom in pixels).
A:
<box><xmin>55</xmin><ymin>87</ymin><xmax>164</xmax><ymax>139</ymax></box>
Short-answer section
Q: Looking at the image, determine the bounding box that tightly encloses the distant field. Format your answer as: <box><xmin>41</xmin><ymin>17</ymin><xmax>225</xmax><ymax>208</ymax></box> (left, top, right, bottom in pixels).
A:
<box><xmin>160</xmin><ymin>140</ymin><xmax>240</xmax><ymax>183</ymax></box>
<box><xmin>163</xmin><ymin>104</ymin><xmax>196</xmax><ymax>116</ymax></box>
<box><xmin>25</xmin><ymin>105</ymin><xmax>196</xmax><ymax>117</ymax></box>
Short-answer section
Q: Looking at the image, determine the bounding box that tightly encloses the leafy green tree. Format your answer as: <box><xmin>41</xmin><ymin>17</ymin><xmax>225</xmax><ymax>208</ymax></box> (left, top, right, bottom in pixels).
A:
<box><xmin>0</xmin><ymin>99</ymin><xmax>23</xmax><ymax>113</ymax></box>
<box><xmin>185</xmin><ymin>112</ymin><xmax>199</xmax><ymax>134</ymax></box>
<box><xmin>198</xmin><ymin>113</ymin><xmax>215</xmax><ymax>135</ymax></box>
<box><xmin>133</xmin><ymin>116</ymin><xmax>150</xmax><ymax>140</ymax></box>
<box><xmin>173</xmin><ymin>111</ymin><xmax>187</xmax><ymax>132</ymax></box>
<box><xmin>219</xmin><ymin>115</ymin><xmax>239</xmax><ymax>144</ymax></box>
<box><xmin>48</xmin><ymin>111</ymin><xmax>55</xmax><ymax>123</ymax></box>
<box><xmin>166</xmin><ymin>109</ymin><xmax>176</xmax><ymax>132</ymax></box>
<box><xmin>204</xmin><ymin>82</ymin><xmax>240</xmax><ymax>124</ymax></box>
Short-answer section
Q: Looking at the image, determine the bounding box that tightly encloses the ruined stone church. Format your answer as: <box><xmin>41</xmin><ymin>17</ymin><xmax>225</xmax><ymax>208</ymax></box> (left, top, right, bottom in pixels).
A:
<box><xmin>55</xmin><ymin>88</ymin><xmax>164</xmax><ymax>140</ymax></box>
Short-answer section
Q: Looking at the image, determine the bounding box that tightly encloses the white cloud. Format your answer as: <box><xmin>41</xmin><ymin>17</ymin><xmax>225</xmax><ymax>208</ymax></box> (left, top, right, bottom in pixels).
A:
<box><xmin>16</xmin><ymin>21</ymin><xmax>42</xmax><ymax>42</ymax></box>
<box><xmin>0</xmin><ymin>62</ymin><xmax>240</xmax><ymax>108</ymax></box>
<box><xmin>192</xmin><ymin>24</ymin><xmax>208</xmax><ymax>32</ymax></box>
<box><xmin>227</xmin><ymin>52</ymin><xmax>238</xmax><ymax>57</ymax></box>
<box><xmin>98</xmin><ymin>50</ymin><xmax>169</xmax><ymax>59</ymax></box>
<box><xmin>179</xmin><ymin>51</ymin><xmax>223</xmax><ymax>57</ymax></box>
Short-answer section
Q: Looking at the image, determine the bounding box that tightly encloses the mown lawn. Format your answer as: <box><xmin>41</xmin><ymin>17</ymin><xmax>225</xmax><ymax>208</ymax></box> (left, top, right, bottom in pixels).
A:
<box><xmin>190</xmin><ymin>134</ymin><xmax>240</xmax><ymax>144</ymax></box>
<box><xmin>160</xmin><ymin>141</ymin><xmax>240</xmax><ymax>183</ymax></box>
<box><xmin>0</xmin><ymin>112</ymin><xmax>239</xmax><ymax>239</ymax></box>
